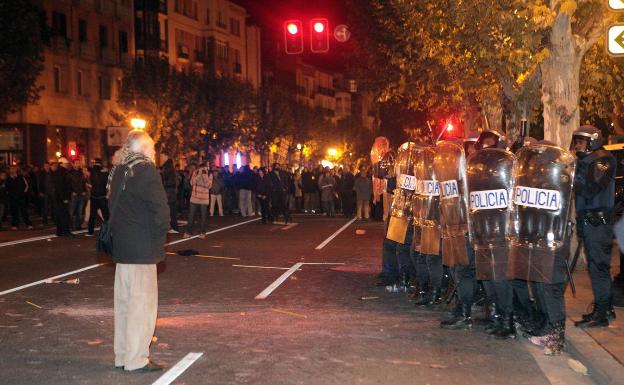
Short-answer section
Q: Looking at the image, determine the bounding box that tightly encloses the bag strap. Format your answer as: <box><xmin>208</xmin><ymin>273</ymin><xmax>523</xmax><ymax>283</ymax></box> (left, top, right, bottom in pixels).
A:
<box><xmin>108</xmin><ymin>160</ymin><xmax>146</xmax><ymax>223</ymax></box>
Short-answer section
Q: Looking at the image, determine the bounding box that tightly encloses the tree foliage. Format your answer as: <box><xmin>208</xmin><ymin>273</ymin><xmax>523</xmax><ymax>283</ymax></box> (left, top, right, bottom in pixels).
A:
<box><xmin>0</xmin><ymin>0</ymin><xmax>45</xmax><ymax>119</ymax></box>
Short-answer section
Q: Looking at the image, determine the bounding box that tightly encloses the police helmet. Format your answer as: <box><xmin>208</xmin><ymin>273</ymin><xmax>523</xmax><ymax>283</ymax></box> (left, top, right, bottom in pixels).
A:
<box><xmin>475</xmin><ymin>129</ymin><xmax>507</xmax><ymax>150</ymax></box>
<box><xmin>571</xmin><ymin>125</ymin><xmax>603</xmax><ymax>155</ymax></box>
<box><xmin>464</xmin><ymin>131</ymin><xmax>480</xmax><ymax>154</ymax></box>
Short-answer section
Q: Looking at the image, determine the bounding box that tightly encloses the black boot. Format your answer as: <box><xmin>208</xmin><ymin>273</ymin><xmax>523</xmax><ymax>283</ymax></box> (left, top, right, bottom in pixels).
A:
<box><xmin>426</xmin><ymin>287</ymin><xmax>443</xmax><ymax>306</ymax></box>
<box><xmin>414</xmin><ymin>287</ymin><xmax>432</xmax><ymax>306</ymax></box>
<box><xmin>575</xmin><ymin>303</ymin><xmax>609</xmax><ymax>328</ymax></box>
<box><xmin>493</xmin><ymin>313</ymin><xmax>516</xmax><ymax>340</ymax></box>
<box><xmin>440</xmin><ymin>303</ymin><xmax>473</xmax><ymax>330</ymax></box>
<box><xmin>408</xmin><ymin>284</ymin><xmax>426</xmax><ymax>302</ymax></box>
<box><xmin>579</xmin><ymin>302</ymin><xmax>616</xmax><ymax>322</ymax></box>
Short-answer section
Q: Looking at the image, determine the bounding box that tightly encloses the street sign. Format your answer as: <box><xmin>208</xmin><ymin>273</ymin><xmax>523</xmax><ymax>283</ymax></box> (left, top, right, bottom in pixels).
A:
<box><xmin>608</xmin><ymin>0</ymin><xmax>624</xmax><ymax>11</ymax></box>
<box><xmin>334</xmin><ymin>24</ymin><xmax>351</xmax><ymax>43</ymax></box>
<box><xmin>607</xmin><ymin>24</ymin><xmax>624</xmax><ymax>57</ymax></box>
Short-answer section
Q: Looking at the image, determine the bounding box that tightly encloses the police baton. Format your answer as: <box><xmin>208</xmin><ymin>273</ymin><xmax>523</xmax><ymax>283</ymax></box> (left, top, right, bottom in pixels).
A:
<box><xmin>564</xmin><ymin>239</ymin><xmax>583</xmax><ymax>297</ymax></box>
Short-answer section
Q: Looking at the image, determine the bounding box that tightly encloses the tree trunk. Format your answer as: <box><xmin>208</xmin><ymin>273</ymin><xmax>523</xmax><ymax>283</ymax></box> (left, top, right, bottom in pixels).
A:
<box><xmin>482</xmin><ymin>102</ymin><xmax>503</xmax><ymax>132</ymax></box>
<box><xmin>540</xmin><ymin>13</ymin><xmax>582</xmax><ymax>147</ymax></box>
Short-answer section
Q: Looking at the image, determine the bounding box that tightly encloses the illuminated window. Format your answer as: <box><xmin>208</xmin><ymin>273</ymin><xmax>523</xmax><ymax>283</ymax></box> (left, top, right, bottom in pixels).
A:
<box><xmin>235</xmin><ymin>152</ymin><xmax>242</xmax><ymax>168</ymax></box>
<box><xmin>223</xmin><ymin>152</ymin><xmax>230</xmax><ymax>166</ymax></box>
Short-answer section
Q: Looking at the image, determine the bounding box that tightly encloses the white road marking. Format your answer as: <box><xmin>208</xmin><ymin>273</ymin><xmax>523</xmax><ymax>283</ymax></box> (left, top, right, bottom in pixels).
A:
<box><xmin>314</xmin><ymin>218</ymin><xmax>357</xmax><ymax>250</ymax></box>
<box><xmin>165</xmin><ymin>218</ymin><xmax>260</xmax><ymax>246</ymax></box>
<box><xmin>233</xmin><ymin>264</ymin><xmax>302</xmax><ymax>271</ymax></box>
<box><xmin>255</xmin><ymin>263</ymin><xmax>304</xmax><ymax>300</ymax></box>
<box><xmin>166</xmin><ymin>252</ymin><xmax>239</xmax><ymax>260</ymax></box>
<box><xmin>299</xmin><ymin>262</ymin><xmax>346</xmax><ymax>265</ymax></box>
<box><xmin>0</xmin><ymin>228</ymin><xmax>97</xmax><ymax>248</ymax></box>
<box><xmin>151</xmin><ymin>352</ymin><xmax>203</xmax><ymax>385</ymax></box>
<box><xmin>281</xmin><ymin>223</ymin><xmax>299</xmax><ymax>230</ymax></box>
<box><xmin>0</xmin><ymin>263</ymin><xmax>107</xmax><ymax>297</ymax></box>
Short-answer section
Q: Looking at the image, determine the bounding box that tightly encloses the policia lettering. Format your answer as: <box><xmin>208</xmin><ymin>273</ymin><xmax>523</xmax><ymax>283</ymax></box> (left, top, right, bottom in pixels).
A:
<box><xmin>469</xmin><ymin>189</ymin><xmax>508</xmax><ymax>210</ymax></box>
<box><xmin>513</xmin><ymin>186</ymin><xmax>560</xmax><ymax>210</ymax></box>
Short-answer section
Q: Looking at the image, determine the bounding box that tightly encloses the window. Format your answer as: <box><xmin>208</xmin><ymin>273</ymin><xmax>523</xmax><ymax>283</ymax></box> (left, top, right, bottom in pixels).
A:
<box><xmin>117</xmin><ymin>78</ymin><xmax>123</xmax><ymax>98</ymax></box>
<box><xmin>53</xmin><ymin>66</ymin><xmax>62</xmax><ymax>93</ymax></box>
<box><xmin>217</xmin><ymin>11</ymin><xmax>226</xmax><ymax>28</ymax></box>
<box><xmin>233</xmin><ymin>49</ymin><xmax>241</xmax><ymax>73</ymax></box>
<box><xmin>51</xmin><ymin>11</ymin><xmax>67</xmax><ymax>37</ymax></box>
<box><xmin>206</xmin><ymin>8</ymin><xmax>210</xmax><ymax>24</ymax></box>
<box><xmin>78</xmin><ymin>19</ymin><xmax>87</xmax><ymax>43</ymax></box>
<box><xmin>216</xmin><ymin>40</ymin><xmax>228</xmax><ymax>60</ymax></box>
<box><xmin>119</xmin><ymin>31</ymin><xmax>128</xmax><ymax>53</ymax></box>
<box><xmin>98</xmin><ymin>75</ymin><xmax>111</xmax><ymax>100</ymax></box>
<box><xmin>230</xmin><ymin>18</ymin><xmax>240</xmax><ymax>36</ymax></box>
<box><xmin>99</xmin><ymin>25</ymin><xmax>108</xmax><ymax>47</ymax></box>
<box><xmin>77</xmin><ymin>70</ymin><xmax>83</xmax><ymax>96</ymax></box>
<box><xmin>175</xmin><ymin>0</ymin><xmax>198</xmax><ymax>20</ymax></box>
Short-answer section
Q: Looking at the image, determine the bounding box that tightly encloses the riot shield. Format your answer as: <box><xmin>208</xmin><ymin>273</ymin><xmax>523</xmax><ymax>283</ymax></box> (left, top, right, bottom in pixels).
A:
<box><xmin>412</xmin><ymin>147</ymin><xmax>441</xmax><ymax>255</ymax></box>
<box><xmin>466</xmin><ymin>148</ymin><xmax>515</xmax><ymax>280</ymax></box>
<box><xmin>508</xmin><ymin>143</ymin><xmax>575</xmax><ymax>283</ymax></box>
<box><xmin>433</xmin><ymin>141</ymin><xmax>469</xmax><ymax>267</ymax></box>
<box><xmin>386</xmin><ymin>142</ymin><xmax>420</xmax><ymax>243</ymax></box>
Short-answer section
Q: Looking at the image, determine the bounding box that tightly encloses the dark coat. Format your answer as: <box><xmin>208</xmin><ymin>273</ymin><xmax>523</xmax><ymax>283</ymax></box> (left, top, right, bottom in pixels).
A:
<box><xmin>68</xmin><ymin>168</ymin><xmax>86</xmax><ymax>194</ymax></box>
<box><xmin>6</xmin><ymin>175</ymin><xmax>29</xmax><ymax>202</ymax></box>
<box><xmin>254</xmin><ymin>174</ymin><xmax>272</xmax><ymax>197</ymax></box>
<box><xmin>52</xmin><ymin>167</ymin><xmax>72</xmax><ymax>202</ymax></box>
<box><xmin>109</xmin><ymin>161</ymin><xmax>169</xmax><ymax>264</ymax></box>
<box><xmin>301</xmin><ymin>171</ymin><xmax>317</xmax><ymax>193</ymax></box>
<box><xmin>161</xmin><ymin>159</ymin><xmax>178</xmax><ymax>204</ymax></box>
<box><xmin>89</xmin><ymin>166</ymin><xmax>109</xmax><ymax>199</ymax></box>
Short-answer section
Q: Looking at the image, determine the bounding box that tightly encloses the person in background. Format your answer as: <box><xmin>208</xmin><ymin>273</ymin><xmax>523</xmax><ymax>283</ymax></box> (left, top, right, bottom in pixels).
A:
<box><xmin>269</xmin><ymin>163</ymin><xmax>289</xmax><ymax>223</ymax></box>
<box><xmin>302</xmin><ymin>167</ymin><xmax>316</xmax><ymax>213</ymax></box>
<box><xmin>53</xmin><ymin>158</ymin><xmax>72</xmax><ymax>236</ymax></box>
<box><xmin>319</xmin><ymin>167</ymin><xmax>337</xmax><ymax>217</ymax></box>
<box><xmin>6</xmin><ymin>166</ymin><xmax>32</xmax><ymax>230</ymax></box>
<box><xmin>161</xmin><ymin>159</ymin><xmax>180</xmax><ymax>234</ymax></box>
<box><xmin>37</xmin><ymin>162</ymin><xmax>55</xmax><ymax>226</ymax></box>
<box><xmin>255</xmin><ymin>167</ymin><xmax>272</xmax><ymax>224</ymax></box>
<box><xmin>237</xmin><ymin>165</ymin><xmax>255</xmax><ymax>217</ymax></box>
<box><xmin>184</xmin><ymin>161</ymin><xmax>212</xmax><ymax>239</ymax></box>
<box><xmin>109</xmin><ymin>130</ymin><xmax>168</xmax><ymax>373</ymax></box>
<box><xmin>68</xmin><ymin>159</ymin><xmax>87</xmax><ymax>230</ymax></box>
<box><xmin>86</xmin><ymin>158</ymin><xmax>110</xmax><ymax>236</ymax></box>
<box><xmin>354</xmin><ymin>166</ymin><xmax>372</xmax><ymax>220</ymax></box>
<box><xmin>341</xmin><ymin>165</ymin><xmax>356</xmax><ymax>218</ymax></box>
<box><xmin>209</xmin><ymin>167</ymin><xmax>225</xmax><ymax>216</ymax></box>
<box><xmin>294</xmin><ymin>169</ymin><xmax>303</xmax><ymax>213</ymax></box>
<box><xmin>0</xmin><ymin>170</ymin><xmax>8</xmax><ymax>230</ymax></box>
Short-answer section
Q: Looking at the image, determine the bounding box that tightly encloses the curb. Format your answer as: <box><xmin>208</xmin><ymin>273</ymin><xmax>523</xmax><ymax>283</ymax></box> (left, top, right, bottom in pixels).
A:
<box><xmin>565</xmin><ymin>319</ymin><xmax>624</xmax><ymax>385</ymax></box>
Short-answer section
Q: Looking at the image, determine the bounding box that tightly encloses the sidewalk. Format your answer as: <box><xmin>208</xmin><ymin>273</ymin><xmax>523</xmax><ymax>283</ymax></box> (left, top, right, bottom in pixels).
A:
<box><xmin>565</xmin><ymin>245</ymin><xmax>624</xmax><ymax>384</ymax></box>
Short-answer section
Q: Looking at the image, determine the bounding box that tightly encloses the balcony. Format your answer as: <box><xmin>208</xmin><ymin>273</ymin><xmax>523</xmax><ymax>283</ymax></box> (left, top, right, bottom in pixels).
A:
<box><xmin>317</xmin><ymin>86</ymin><xmax>335</xmax><ymax>97</ymax></box>
<box><xmin>78</xmin><ymin>43</ymin><xmax>96</xmax><ymax>61</ymax></box>
<box><xmin>177</xmin><ymin>45</ymin><xmax>190</xmax><ymax>62</ymax></box>
<box><xmin>193</xmin><ymin>50</ymin><xmax>205</xmax><ymax>65</ymax></box>
<box><xmin>99</xmin><ymin>47</ymin><xmax>117</xmax><ymax>65</ymax></box>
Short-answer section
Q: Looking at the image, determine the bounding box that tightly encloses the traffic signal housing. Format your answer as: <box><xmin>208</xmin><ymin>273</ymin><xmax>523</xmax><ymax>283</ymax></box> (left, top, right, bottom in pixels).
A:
<box><xmin>284</xmin><ymin>20</ymin><xmax>303</xmax><ymax>54</ymax></box>
<box><xmin>310</xmin><ymin>18</ymin><xmax>329</xmax><ymax>53</ymax></box>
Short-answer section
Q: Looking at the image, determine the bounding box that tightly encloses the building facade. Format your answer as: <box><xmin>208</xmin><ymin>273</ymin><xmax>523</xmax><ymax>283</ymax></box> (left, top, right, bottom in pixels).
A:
<box><xmin>2</xmin><ymin>0</ymin><xmax>135</xmax><ymax>167</ymax></box>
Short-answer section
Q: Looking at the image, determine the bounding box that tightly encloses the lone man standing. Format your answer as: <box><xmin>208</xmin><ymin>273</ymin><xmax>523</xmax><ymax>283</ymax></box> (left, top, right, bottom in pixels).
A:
<box><xmin>109</xmin><ymin>130</ymin><xmax>169</xmax><ymax>372</ymax></box>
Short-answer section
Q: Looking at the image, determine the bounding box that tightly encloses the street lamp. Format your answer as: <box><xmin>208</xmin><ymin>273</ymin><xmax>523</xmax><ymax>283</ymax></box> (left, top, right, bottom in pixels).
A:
<box><xmin>130</xmin><ymin>117</ymin><xmax>146</xmax><ymax>131</ymax></box>
<box><xmin>296</xmin><ymin>143</ymin><xmax>302</xmax><ymax>150</ymax></box>
<box><xmin>327</xmin><ymin>148</ymin><xmax>338</xmax><ymax>157</ymax></box>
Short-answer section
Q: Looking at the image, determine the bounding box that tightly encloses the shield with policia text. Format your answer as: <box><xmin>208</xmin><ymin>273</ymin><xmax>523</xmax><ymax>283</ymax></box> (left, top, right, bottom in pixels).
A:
<box><xmin>507</xmin><ymin>143</ymin><xmax>575</xmax><ymax>283</ymax></box>
<box><xmin>433</xmin><ymin>140</ymin><xmax>469</xmax><ymax>267</ymax></box>
<box><xmin>466</xmin><ymin>148</ymin><xmax>515</xmax><ymax>280</ymax></box>
<box><xmin>386</xmin><ymin>142</ymin><xmax>421</xmax><ymax>243</ymax></box>
<box><xmin>412</xmin><ymin>147</ymin><xmax>441</xmax><ymax>255</ymax></box>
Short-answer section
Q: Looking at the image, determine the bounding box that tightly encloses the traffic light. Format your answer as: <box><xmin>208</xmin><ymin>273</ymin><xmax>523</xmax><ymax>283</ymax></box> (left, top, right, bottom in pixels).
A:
<box><xmin>445</xmin><ymin>122</ymin><xmax>454</xmax><ymax>133</ymax></box>
<box><xmin>310</xmin><ymin>18</ymin><xmax>329</xmax><ymax>53</ymax></box>
<box><xmin>69</xmin><ymin>146</ymin><xmax>77</xmax><ymax>159</ymax></box>
<box><xmin>284</xmin><ymin>20</ymin><xmax>303</xmax><ymax>54</ymax></box>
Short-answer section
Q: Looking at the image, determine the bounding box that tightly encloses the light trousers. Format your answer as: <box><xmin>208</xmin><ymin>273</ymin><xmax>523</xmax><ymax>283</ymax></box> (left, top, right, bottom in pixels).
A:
<box><xmin>209</xmin><ymin>193</ymin><xmax>224</xmax><ymax>216</ymax></box>
<box><xmin>356</xmin><ymin>199</ymin><xmax>370</xmax><ymax>219</ymax></box>
<box><xmin>114</xmin><ymin>263</ymin><xmax>158</xmax><ymax>371</ymax></box>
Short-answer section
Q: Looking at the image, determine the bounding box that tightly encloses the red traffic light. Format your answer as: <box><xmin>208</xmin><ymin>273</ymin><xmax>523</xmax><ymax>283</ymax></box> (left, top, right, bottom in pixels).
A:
<box><xmin>284</xmin><ymin>20</ymin><xmax>303</xmax><ymax>54</ymax></box>
<box><xmin>310</xmin><ymin>18</ymin><xmax>329</xmax><ymax>53</ymax></box>
<box><xmin>287</xmin><ymin>23</ymin><xmax>299</xmax><ymax>35</ymax></box>
<box><xmin>446</xmin><ymin>122</ymin><xmax>454</xmax><ymax>132</ymax></box>
<box><xmin>69</xmin><ymin>148</ymin><xmax>77</xmax><ymax>158</ymax></box>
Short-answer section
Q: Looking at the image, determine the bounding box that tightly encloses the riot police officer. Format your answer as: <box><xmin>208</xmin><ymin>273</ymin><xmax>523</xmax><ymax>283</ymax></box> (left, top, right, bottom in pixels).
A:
<box><xmin>475</xmin><ymin>129</ymin><xmax>507</xmax><ymax>151</ymax></box>
<box><xmin>571</xmin><ymin>126</ymin><xmax>617</xmax><ymax>328</ymax></box>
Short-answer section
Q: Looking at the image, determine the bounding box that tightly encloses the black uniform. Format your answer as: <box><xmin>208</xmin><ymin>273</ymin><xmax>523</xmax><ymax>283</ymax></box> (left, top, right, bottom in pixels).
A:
<box><xmin>572</xmin><ymin>127</ymin><xmax>616</xmax><ymax>328</ymax></box>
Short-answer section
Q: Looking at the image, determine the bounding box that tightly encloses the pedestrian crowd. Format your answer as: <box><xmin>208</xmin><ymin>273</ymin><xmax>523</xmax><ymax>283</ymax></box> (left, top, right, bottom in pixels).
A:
<box><xmin>0</xmin><ymin>157</ymin><xmax>110</xmax><ymax>236</ymax></box>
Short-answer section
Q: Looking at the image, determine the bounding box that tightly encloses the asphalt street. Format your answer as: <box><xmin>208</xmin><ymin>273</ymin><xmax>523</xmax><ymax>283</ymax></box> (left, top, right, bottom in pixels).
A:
<box><xmin>0</xmin><ymin>215</ymin><xmax>598</xmax><ymax>385</ymax></box>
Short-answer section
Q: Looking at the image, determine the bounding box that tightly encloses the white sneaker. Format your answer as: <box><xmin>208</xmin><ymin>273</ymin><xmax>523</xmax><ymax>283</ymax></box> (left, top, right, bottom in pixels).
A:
<box><xmin>182</xmin><ymin>233</ymin><xmax>191</xmax><ymax>239</ymax></box>
<box><xmin>198</xmin><ymin>233</ymin><xmax>206</xmax><ymax>239</ymax></box>
<box><xmin>168</xmin><ymin>229</ymin><xmax>179</xmax><ymax>234</ymax></box>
